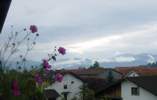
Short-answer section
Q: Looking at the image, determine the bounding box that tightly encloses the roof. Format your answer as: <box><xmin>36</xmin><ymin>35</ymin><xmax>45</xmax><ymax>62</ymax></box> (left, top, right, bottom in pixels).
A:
<box><xmin>115</xmin><ymin>67</ymin><xmax>157</xmax><ymax>76</ymax></box>
<box><xmin>96</xmin><ymin>79</ymin><xmax>122</xmax><ymax>96</ymax></box>
<box><xmin>63</xmin><ymin>72</ymin><xmax>85</xmax><ymax>82</ymax></box>
<box><xmin>57</xmin><ymin>67</ymin><xmax>113</xmax><ymax>76</ymax></box>
<box><xmin>69</xmin><ymin>67</ymin><xmax>106</xmax><ymax>75</ymax></box>
<box><xmin>81</xmin><ymin>77</ymin><xmax>108</xmax><ymax>93</ymax></box>
<box><xmin>127</xmin><ymin>76</ymin><xmax>157</xmax><ymax>96</ymax></box>
<box><xmin>0</xmin><ymin>0</ymin><xmax>12</xmax><ymax>33</ymax></box>
<box><xmin>44</xmin><ymin>89</ymin><xmax>60</xmax><ymax>98</ymax></box>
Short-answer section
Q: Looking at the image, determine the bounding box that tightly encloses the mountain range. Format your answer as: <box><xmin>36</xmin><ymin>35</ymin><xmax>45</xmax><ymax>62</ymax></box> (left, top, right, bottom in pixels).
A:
<box><xmin>9</xmin><ymin>53</ymin><xmax>157</xmax><ymax>69</ymax></box>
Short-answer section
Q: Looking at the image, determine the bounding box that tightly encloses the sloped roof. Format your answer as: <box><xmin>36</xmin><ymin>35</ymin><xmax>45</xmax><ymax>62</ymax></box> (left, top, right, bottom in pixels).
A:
<box><xmin>57</xmin><ymin>67</ymin><xmax>111</xmax><ymax>76</ymax></box>
<box><xmin>0</xmin><ymin>0</ymin><xmax>12</xmax><ymax>32</ymax></box>
<box><xmin>44</xmin><ymin>89</ymin><xmax>60</xmax><ymax>98</ymax></box>
<box><xmin>81</xmin><ymin>77</ymin><xmax>108</xmax><ymax>93</ymax></box>
<box><xmin>115</xmin><ymin>67</ymin><xmax>157</xmax><ymax>76</ymax></box>
<box><xmin>127</xmin><ymin>76</ymin><xmax>157</xmax><ymax>96</ymax></box>
<box><xmin>96</xmin><ymin>79</ymin><xmax>122</xmax><ymax>96</ymax></box>
<box><xmin>71</xmin><ymin>67</ymin><xmax>106</xmax><ymax>75</ymax></box>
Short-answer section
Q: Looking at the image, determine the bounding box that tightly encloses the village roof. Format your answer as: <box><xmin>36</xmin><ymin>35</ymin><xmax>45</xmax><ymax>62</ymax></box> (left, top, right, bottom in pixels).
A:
<box><xmin>44</xmin><ymin>89</ymin><xmax>60</xmax><ymax>99</ymax></box>
<box><xmin>59</xmin><ymin>67</ymin><xmax>107</xmax><ymax>75</ymax></box>
<box><xmin>115</xmin><ymin>67</ymin><xmax>157</xmax><ymax>76</ymax></box>
<box><xmin>0</xmin><ymin>0</ymin><xmax>12</xmax><ymax>32</ymax></box>
<box><xmin>81</xmin><ymin>77</ymin><xmax>108</xmax><ymax>93</ymax></box>
<box><xmin>57</xmin><ymin>67</ymin><xmax>122</xmax><ymax>77</ymax></box>
<box><xmin>96</xmin><ymin>79</ymin><xmax>122</xmax><ymax>96</ymax></box>
<box><xmin>62</xmin><ymin>71</ymin><xmax>85</xmax><ymax>82</ymax></box>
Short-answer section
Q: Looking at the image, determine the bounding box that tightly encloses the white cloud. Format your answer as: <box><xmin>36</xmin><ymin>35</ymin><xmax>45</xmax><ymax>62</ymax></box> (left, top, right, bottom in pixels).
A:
<box><xmin>147</xmin><ymin>54</ymin><xmax>156</xmax><ymax>64</ymax></box>
<box><xmin>114</xmin><ymin>56</ymin><xmax>135</xmax><ymax>63</ymax></box>
<box><xmin>67</xmin><ymin>35</ymin><xmax>121</xmax><ymax>54</ymax></box>
<box><xmin>24</xmin><ymin>22</ymin><xmax>157</xmax><ymax>62</ymax></box>
<box><xmin>66</xmin><ymin>23</ymin><xmax>157</xmax><ymax>55</ymax></box>
<box><xmin>2</xmin><ymin>0</ymin><xmax>157</xmax><ymax>66</ymax></box>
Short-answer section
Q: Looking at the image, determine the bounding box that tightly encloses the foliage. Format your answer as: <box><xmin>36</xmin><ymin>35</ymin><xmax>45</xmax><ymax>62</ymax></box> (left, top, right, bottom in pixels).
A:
<box><xmin>107</xmin><ymin>70</ymin><xmax>114</xmax><ymax>83</ymax></box>
<box><xmin>0</xmin><ymin>26</ymin><xmax>66</xmax><ymax>100</ymax></box>
<box><xmin>80</xmin><ymin>84</ymin><xmax>95</xmax><ymax>100</ymax></box>
<box><xmin>99</xmin><ymin>96</ymin><xmax>111</xmax><ymax>100</ymax></box>
<box><xmin>71</xmin><ymin>96</ymin><xmax>78</xmax><ymax>100</ymax></box>
<box><xmin>2</xmin><ymin>69</ymin><xmax>50</xmax><ymax>100</ymax></box>
<box><xmin>90</xmin><ymin>61</ymin><xmax>100</xmax><ymax>68</ymax></box>
<box><xmin>145</xmin><ymin>62</ymin><xmax>157</xmax><ymax>67</ymax></box>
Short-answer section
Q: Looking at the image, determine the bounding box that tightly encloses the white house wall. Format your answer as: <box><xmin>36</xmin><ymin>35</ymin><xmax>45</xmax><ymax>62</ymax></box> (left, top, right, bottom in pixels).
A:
<box><xmin>46</xmin><ymin>74</ymin><xmax>83</xmax><ymax>100</ymax></box>
<box><xmin>121</xmin><ymin>80</ymin><xmax>157</xmax><ymax>100</ymax></box>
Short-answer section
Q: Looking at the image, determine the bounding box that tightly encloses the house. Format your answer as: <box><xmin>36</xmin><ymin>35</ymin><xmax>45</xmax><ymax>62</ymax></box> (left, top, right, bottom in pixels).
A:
<box><xmin>45</xmin><ymin>72</ymin><xmax>84</xmax><ymax>100</ymax></box>
<box><xmin>97</xmin><ymin>76</ymin><xmax>157</xmax><ymax>100</ymax></box>
<box><xmin>0</xmin><ymin>0</ymin><xmax>12</xmax><ymax>32</ymax></box>
<box><xmin>44</xmin><ymin>71</ymin><xmax>114</xmax><ymax>100</ymax></box>
<box><xmin>115</xmin><ymin>67</ymin><xmax>157</xmax><ymax>77</ymax></box>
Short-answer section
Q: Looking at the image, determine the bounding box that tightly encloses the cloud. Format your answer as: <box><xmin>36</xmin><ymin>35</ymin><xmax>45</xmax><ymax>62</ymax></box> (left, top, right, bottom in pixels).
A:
<box><xmin>147</xmin><ymin>54</ymin><xmax>156</xmax><ymax>64</ymax></box>
<box><xmin>2</xmin><ymin>0</ymin><xmax>157</xmax><ymax>67</ymax></box>
<box><xmin>66</xmin><ymin>23</ymin><xmax>157</xmax><ymax>55</ymax></box>
<box><xmin>24</xmin><ymin>22</ymin><xmax>157</xmax><ymax>62</ymax></box>
<box><xmin>114</xmin><ymin>56</ymin><xmax>135</xmax><ymax>63</ymax></box>
<box><xmin>67</xmin><ymin>35</ymin><xmax>121</xmax><ymax>54</ymax></box>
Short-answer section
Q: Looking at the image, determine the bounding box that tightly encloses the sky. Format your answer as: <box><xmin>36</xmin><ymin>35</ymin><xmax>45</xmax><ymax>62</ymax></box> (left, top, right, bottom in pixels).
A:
<box><xmin>2</xmin><ymin>0</ymin><xmax>157</xmax><ymax>68</ymax></box>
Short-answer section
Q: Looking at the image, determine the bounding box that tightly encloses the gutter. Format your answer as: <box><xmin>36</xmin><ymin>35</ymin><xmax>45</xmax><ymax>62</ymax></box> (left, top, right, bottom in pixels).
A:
<box><xmin>0</xmin><ymin>0</ymin><xmax>12</xmax><ymax>33</ymax></box>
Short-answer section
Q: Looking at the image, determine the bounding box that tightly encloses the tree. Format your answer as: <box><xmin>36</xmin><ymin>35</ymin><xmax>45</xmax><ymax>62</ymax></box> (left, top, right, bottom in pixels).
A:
<box><xmin>80</xmin><ymin>84</ymin><xmax>95</xmax><ymax>100</ymax></box>
<box><xmin>90</xmin><ymin>61</ymin><xmax>100</xmax><ymax>68</ymax></box>
<box><xmin>107</xmin><ymin>70</ymin><xmax>114</xmax><ymax>83</ymax></box>
<box><xmin>146</xmin><ymin>62</ymin><xmax>157</xmax><ymax>67</ymax></box>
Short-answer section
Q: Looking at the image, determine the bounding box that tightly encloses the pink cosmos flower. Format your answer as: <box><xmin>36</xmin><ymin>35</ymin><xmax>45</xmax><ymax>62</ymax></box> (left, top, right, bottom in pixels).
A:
<box><xmin>30</xmin><ymin>25</ymin><xmax>38</xmax><ymax>33</ymax></box>
<box><xmin>34</xmin><ymin>73</ymin><xmax>43</xmax><ymax>85</ymax></box>
<box><xmin>58</xmin><ymin>47</ymin><xmax>66</xmax><ymax>55</ymax></box>
<box><xmin>43</xmin><ymin>59</ymin><xmax>51</xmax><ymax>70</ymax></box>
<box><xmin>12</xmin><ymin>80</ymin><xmax>20</xmax><ymax>96</ymax></box>
<box><xmin>55</xmin><ymin>73</ymin><xmax>63</xmax><ymax>82</ymax></box>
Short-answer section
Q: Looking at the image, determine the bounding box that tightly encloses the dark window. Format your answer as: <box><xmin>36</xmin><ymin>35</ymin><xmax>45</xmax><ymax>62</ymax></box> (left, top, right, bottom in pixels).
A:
<box><xmin>71</xmin><ymin>81</ymin><xmax>74</xmax><ymax>84</ymax></box>
<box><xmin>64</xmin><ymin>85</ymin><xmax>67</xmax><ymax>89</ymax></box>
<box><xmin>131</xmin><ymin>87</ymin><xmax>139</xmax><ymax>96</ymax></box>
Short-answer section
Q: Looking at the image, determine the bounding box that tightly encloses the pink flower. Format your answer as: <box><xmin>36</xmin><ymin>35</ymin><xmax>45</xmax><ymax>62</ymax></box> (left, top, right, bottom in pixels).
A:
<box><xmin>12</xmin><ymin>80</ymin><xmax>20</xmax><ymax>96</ymax></box>
<box><xmin>34</xmin><ymin>73</ymin><xmax>43</xmax><ymax>85</ymax></box>
<box><xmin>43</xmin><ymin>59</ymin><xmax>51</xmax><ymax>70</ymax></box>
<box><xmin>58</xmin><ymin>47</ymin><xmax>66</xmax><ymax>55</ymax></box>
<box><xmin>30</xmin><ymin>25</ymin><xmax>37</xmax><ymax>33</ymax></box>
<box><xmin>55</xmin><ymin>73</ymin><xmax>63</xmax><ymax>82</ymax></box>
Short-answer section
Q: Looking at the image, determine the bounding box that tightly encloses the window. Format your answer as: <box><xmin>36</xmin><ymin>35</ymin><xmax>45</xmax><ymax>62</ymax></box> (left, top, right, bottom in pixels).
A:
<box><xmin>64</xmin><ymin>84</ymin><xmax>67</xmax><ymax>89</ymax></box>
<box><xmin>71</xmin><ymin>81</ymin><xmax>74</xmax><ymax>84</ymax></box>
<box><xmin>131</xmin><ymin>87</ymin><xmax>139</xmax><ymax>96</ymax></box>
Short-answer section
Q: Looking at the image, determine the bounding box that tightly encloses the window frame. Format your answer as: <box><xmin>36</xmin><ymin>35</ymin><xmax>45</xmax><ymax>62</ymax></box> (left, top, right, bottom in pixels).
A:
<box><xmin>131</xmin><ymin>87</ymin><xmax>140</xmax><ymax>96</ymax></box>
<box><xmin>64</xmin><ymin>84</ymin><xmax>68</xmax><ymax>89</ymax></box>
